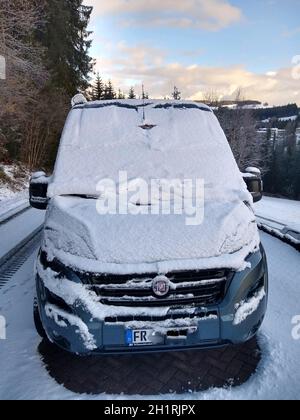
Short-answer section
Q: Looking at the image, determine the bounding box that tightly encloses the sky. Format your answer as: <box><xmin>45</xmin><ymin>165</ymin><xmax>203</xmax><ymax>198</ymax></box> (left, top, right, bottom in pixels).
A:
<box><xmin>84</xmin><ymin>0</ymin><xmax>300</xmax><ymax>105</ymax></box>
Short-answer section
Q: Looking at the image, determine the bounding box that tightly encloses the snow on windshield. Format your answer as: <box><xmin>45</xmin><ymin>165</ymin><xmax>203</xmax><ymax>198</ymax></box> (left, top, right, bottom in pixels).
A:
<box><xmin>48</xmin><ymin>100</ymin><xmax>249</xmax><ymax>203</ymax></box>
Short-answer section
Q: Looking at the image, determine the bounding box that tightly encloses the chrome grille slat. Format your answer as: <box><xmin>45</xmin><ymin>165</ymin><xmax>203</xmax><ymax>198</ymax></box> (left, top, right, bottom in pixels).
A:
<box><xmin>100</xmin><ymin>290</ymin><xmax>220</xmax><ymax>302</ymax></box>
<box><xmin>100</xmin><ymin>296</ymin><xmax>222</xmax><ymax>308</ymax></box>
<box><xmin>91</xmin><ymin>277</ymin><xmax>227</xmax><ymax>295</ymax></box>
<box><xmin>81</xmin><ymin>269</ymin><xmax>230</xmax><ymax>308</ymax></box>
<box><xmin>104</xmin><ymin>310</ymin><xmax>218</xmax><ymax>324</ymax></box>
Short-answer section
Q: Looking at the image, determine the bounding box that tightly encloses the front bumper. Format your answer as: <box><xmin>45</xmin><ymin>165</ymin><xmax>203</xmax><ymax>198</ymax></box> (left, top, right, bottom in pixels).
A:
<box><xmin>36</xmin><ymin>247</ymin><xmax>268</xmax><ymax>355</ymax></box>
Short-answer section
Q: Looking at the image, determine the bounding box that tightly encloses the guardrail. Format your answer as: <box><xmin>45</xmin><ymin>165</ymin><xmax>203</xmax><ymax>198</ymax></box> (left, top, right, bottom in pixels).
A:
<box><xmin>257</xmin><ymin>215</ymin><xmax>300</xmax><ymax>252</ymax></box>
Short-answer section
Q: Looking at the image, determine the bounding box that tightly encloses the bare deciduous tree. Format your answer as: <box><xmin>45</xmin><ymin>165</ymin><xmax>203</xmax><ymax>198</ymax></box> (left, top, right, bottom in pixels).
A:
<box><xmin>202</xmin><ymin>89</ymin><xmax>221</xmax><ymax>107</ymax></box>
<box><xmin>217</xmin><ymin>99</ymin><xmax>271</xmax><ymax>174</ymax></box>
<box><xmin>0</xmin><ymin>0</ymin><xmax>49</xmax><ymax>166</ymax></box>
<box><xmin>20</xmin><ymin>90</ymin><xmax>68</xmax><ymax>170</ymax></box>
<box><xmin>0</xmin><ymin>0</ymin><xmax>48</xmax><ymax>114</ymax></box>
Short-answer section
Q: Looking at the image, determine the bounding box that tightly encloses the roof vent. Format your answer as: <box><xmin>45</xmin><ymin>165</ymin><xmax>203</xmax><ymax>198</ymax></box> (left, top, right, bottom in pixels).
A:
<box><xmin>71</xmin><ymin>93</ymin><xmax>87</xmax><ymax>107</ymax></box>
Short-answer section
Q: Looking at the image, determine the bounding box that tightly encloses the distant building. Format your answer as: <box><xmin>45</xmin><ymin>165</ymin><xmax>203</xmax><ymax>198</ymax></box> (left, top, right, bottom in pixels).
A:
<box><xmin>274</xmin><ymin>129</ymin><xmax>286</xmax><ymax>145</ymax></box>
<box><xmin>257</xmin><ymin>128</ymin><xmax>286</xmax><ymax>149</ymax></box>
<box><xmin>257</xmin><ymin>128</ymin><xmax>268</xmax><ymax>142</ymax></box>
<box><xmin>257</xmin><ymin>126</ymin><xmax>300</xmax><ymax>152</ymax></box>
<box><xmin>200</xmin><ymin>100</ymin><xmax>262</xmax><ymax>109</ymax></box>
<box><xmin>296</xmin><ymin>128</ymin><xmax>300</xmax><ymax>150</ymax></box>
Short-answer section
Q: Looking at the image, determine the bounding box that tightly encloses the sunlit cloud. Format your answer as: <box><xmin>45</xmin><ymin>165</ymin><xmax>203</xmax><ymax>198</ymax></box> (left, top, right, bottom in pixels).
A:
<box><xmin>95</xmin><ymin>43</ymin><xmax>300</xmax><ymax>105</ymax></box>
<box><xmin>86</xmin><ymin>0</ymin><xmax>243</xmax><ymax>31</ymax></box>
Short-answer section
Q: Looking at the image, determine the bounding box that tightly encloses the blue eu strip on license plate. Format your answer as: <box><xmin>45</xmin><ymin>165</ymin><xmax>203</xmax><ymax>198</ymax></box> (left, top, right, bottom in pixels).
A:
<box><xmin>126</xmin><ymin>329</ymin><xmax>153</xmax><ymax>346</ymax></box>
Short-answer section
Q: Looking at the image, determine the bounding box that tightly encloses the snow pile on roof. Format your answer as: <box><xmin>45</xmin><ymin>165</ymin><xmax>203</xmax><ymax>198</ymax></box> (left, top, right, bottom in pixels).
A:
<box><xmin>48</xmin><ymin>100</ymin><xmax>250</xmax><ymax>204</ymax></box>
<box><xmin>279</xmin><ymin>115</ymin><xmax>298</xmax><ymax>122</ymax></box>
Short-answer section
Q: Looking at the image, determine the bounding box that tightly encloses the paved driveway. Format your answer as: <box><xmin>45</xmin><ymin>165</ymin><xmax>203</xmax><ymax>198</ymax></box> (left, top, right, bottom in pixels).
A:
<box><xmin>39</xmin><ymin>337</ymin><xmax>260</xmax><ymax>396</ymax></box>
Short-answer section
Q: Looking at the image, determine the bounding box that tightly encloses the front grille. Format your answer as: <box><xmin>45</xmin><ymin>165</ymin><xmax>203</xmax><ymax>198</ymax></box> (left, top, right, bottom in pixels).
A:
<box><xmin>104</xmin><ymin>311</ymin><xmax>218</xmax><ymax>324</ymax></box>
<box><xmin>82</xmin><ymin>269</ymin><xmax>231</xmax><ymax>308</ymax></box>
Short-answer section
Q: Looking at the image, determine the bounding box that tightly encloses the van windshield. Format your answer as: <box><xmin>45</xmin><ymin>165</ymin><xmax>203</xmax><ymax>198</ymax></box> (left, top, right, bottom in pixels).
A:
<box><xmin>48</xmin><ymin>100</ymin><xmax>249</xmax><ymax>203</ymax></box>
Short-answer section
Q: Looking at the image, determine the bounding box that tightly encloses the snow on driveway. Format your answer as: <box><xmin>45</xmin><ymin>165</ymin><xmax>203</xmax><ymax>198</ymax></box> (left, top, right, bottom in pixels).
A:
<box><xmin>0</xmin><ymin>232</ymin><xmax>299</xmax><ymax>400</ymax></box>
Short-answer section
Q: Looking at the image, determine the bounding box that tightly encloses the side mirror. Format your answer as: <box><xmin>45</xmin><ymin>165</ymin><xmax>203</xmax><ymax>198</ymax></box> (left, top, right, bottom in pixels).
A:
<box><xmin>243</xmin><ymin>167</ymin><xmax>263</xmax><ymax>203</ymax></box>
<box><xmin>29</xmin><ymin>172</ymin><xmax>50</xmax><ymax>210</ymax></box>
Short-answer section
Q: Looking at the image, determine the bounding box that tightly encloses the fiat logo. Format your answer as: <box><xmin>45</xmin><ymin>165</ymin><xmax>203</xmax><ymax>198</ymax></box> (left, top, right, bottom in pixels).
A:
<box><xmin>152</xmin><ymin>276</ymin><xmax>170</xmax><ymax>298</ymax></box>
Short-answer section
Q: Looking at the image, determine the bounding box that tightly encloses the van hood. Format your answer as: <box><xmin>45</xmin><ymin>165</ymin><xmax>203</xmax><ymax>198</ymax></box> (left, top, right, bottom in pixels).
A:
<box><xmin>42</xmin><ymin>196</ymin><xmax>260</xmax><ymax>274</ymax></box>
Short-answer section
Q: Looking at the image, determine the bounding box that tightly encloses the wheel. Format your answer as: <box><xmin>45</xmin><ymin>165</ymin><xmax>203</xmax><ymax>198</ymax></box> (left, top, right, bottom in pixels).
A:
<box><xmin>33</xmin><ymin>299</ymin><xmax>47</xmax><ymax>340</ymax></box>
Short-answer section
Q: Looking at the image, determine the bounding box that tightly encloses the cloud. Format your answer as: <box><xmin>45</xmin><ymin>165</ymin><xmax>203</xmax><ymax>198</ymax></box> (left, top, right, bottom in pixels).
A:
<box><xmin>282</xmin><ymin>27</ymin><xmax>300</xmax><ymax>38</ymax></box>
<box><xmin>180</xmin><ymin>48</ymin><xmax>205</xmax><ymax>58</ymax></box>
<box><xmin>95</xmin><ymin>43</ymin><xmax>300</xmax><ymax>105</ymax></box>
<box><xmin>86</xmin><ymin>0</ymin><xmax>243</xmax><ymax>31</ymax></box>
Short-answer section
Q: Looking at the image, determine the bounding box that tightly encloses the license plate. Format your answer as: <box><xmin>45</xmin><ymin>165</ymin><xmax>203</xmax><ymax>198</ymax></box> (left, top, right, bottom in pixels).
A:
<box><xmin>126</xmin><ymin>329</ymin><xmax>154</xmax><ymax>346</ymax></box>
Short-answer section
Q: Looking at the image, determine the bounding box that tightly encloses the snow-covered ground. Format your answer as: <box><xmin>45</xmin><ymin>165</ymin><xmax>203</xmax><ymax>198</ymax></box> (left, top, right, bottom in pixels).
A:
<box><xmin>0</xmin><ymin>164</ymin><xmax>30</xmax><ymax>217</ymax></box>
<box><xmin>279</xmin><ymin>115</ymin><xmax>298</xmax><ymax>122</ymax></box>
<box><xmin>0</xmin><ymin>208</ymin><xmax>44</xmax><ymax>260</ymax></box>
<box><xmin>0</xmin><ymin>191</ymin><xmax>29</xmax><ymax>219</ymax></box>
<box><xmin>0</xmin><ymin>183</ymin><xmax>26</xmax><ymax>201</ymax></box>
<box><xmin>255</xmin><ymin>196</ymin><xmax>300</xmax><ymax>244</ymax></box>
<box><xmin>255</xmin><ymin>196</ymin><xmax>300</xmax><ymax>229</ymax></box>
<box><xmin>0</xmin><ymin>231</ymin><xmax>299</xmax><ymax>400</ymax></box>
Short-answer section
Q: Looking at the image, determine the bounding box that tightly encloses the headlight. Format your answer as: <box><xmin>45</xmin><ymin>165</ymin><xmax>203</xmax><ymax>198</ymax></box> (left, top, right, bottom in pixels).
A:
<box><xmin>39</xmin><ymin>251</ymin><xmax>82</xmax><ymax>284</ymax></box>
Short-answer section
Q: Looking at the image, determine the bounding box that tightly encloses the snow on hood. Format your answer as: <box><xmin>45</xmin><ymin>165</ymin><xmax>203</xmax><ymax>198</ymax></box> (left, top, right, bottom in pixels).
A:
<box><xmin>48</xmin><ymin>100</ymin><xmax>250</xmax><ymax>203</ymax></box>
<box><xmin>42</xmin><ymin>196</ymin><xmax>260</xmax><ymax>274</ymax></box>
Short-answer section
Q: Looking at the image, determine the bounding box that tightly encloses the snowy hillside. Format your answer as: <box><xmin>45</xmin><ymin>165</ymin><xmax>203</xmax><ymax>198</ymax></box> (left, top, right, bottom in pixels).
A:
<box><xmin>0</xmin><ymin>164</ymin><xmax>30</xmax><ymax>218</ymax></box>
<box><xmin>0</xmin><ymin>164</ymin><xmax>29</xmax><ymax>198</ymax></box>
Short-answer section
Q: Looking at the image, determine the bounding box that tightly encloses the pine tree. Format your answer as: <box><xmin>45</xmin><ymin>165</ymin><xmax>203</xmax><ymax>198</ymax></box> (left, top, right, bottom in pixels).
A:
<box><xmin>128</xmin><ymin>87</ymin><xmax>136</xmax><ymax>99</ymax></box>
<box><xmin>104</xmin><ymin>80</ymin><xmax>116</xmax><ymax>100</ymax></box>
<box><xmin>172</xmin><ymin>86</ymin><xmax>181</xmax><ymax>100</ymax></box>
<box><xmin>117</xmin><ymin>89</ymin><xmax>125</xmax><ymax>100</ymax></box>
<box><xmin>142</xmin><ymin>90</ymin><xmax>149</xmax><ymax>100</ymax></box>
<box><xmin>263</xmin><ymin>133</ymin><xmax>280</xmax><ymax>194</ymax></box>
<box><xmin>292</xmin><ymin>150</ymin><xmax>300</xmax><ymax>199</ymax></box>
<box><xmin>40</xmin><ymin>0</ymin><xmax>94</xmax><ymax>96</ymax></box>
<box><xmin>0</xmin><ymin>0</ymin><xmax>95</xmax><ymax>171</ymax></box>
<box><xmin>92</xmin><ymin>73</ymin><xmax>104</xmax><ymax>100</ymax></box>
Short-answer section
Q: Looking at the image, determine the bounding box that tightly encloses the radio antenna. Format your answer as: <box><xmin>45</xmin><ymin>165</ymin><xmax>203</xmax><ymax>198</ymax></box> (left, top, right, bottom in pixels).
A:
<box><xmin>142</xmin><ymin>84</ymin><xmax>146</xmax><ymax>121</ymax></box>
<box><xmin>139</xmin><ymin>84</ymin><xmax>156</xmax><ymax>130</ymax></box>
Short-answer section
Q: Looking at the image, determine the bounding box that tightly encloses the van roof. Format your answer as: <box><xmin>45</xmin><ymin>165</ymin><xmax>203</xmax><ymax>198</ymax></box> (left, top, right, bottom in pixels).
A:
<box><xmin>48</xmin><ymin>100</ymin><xmax>248</xmax><ymax>203</ymax></box>
<box><xmin>72</xmin><ymin>99</ymin><xmax>213</xmax><ymax>113</ymax></box>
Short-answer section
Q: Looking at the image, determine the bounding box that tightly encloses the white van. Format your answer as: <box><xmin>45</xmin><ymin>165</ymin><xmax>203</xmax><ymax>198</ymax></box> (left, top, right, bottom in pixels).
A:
<box><xmin>30</xmin><ymin>98</ymin><xmax>268</xmax><ymax>354</ymax></box>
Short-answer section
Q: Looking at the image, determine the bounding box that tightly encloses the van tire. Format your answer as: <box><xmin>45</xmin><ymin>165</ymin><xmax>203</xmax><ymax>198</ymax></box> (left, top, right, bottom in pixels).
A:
<box><xmin>33</xmin><ymin>299</ymin><xmax>47</xmax><ymax>340</ymax></box>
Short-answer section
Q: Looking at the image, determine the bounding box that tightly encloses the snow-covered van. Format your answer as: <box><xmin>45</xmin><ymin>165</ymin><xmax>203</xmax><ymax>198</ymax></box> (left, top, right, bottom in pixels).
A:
<box><xmin>30</xmin><ymin>97</ymin><xmax>268</xmax><ymax>355</ymax></box>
